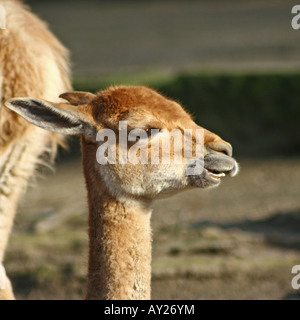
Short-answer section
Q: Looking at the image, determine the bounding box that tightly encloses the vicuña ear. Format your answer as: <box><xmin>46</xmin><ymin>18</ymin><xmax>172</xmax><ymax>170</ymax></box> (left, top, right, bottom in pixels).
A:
<box><xmin>5</xmin><ymin>97</ymin><xmax>96</xmax><ymax>139</ymax></box>
<box><xmin>59</xmin><ymin>91</ymin><xmax>96</xmax><ymax>106</ymax></box>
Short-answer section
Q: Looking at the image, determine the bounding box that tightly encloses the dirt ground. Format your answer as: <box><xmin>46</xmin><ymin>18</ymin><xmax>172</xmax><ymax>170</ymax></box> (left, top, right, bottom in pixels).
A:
<box><xmin>4</xmin><ymin>157</ymin><xmax>300</xmax><ymax>300</ymax></box>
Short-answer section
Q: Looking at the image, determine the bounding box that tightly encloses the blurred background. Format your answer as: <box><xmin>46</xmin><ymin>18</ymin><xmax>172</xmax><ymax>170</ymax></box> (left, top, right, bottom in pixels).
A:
<box><xmin>6</xmin><ymin>0</ymin><xmax>300</xmax><ymax>299</ymax></box>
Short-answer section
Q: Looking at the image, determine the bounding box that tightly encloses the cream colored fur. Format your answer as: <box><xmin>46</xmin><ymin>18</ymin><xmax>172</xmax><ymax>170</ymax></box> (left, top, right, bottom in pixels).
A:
<box><xmin>0</xmin><ymin>0</ymin><xmax>71</xmax><ymax>299</ymax></box>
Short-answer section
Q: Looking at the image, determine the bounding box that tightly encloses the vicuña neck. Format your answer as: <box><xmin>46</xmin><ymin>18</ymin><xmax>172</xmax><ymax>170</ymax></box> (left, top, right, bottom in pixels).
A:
<box><xmin>82</xmin><ymin>147</ymin><xmax>152</xmax><ymax>300</ymax></box>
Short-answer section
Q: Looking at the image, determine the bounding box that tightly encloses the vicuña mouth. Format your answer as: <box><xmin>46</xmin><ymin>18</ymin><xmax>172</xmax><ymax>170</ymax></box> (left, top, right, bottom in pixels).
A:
<box><xmin>206</xmin><ymin>169</ymin><xmax>226</xmax><ymax>179</ymax></box>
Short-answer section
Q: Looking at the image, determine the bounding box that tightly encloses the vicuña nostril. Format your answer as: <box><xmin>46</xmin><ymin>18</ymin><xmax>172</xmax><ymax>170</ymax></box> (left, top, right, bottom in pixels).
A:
<box><xmin>210</xmin><ymin>142</ymin><xmax>232</xmax><ymax>157</ymax></box>
<box><xmin>221</xmin><ymin>143</ymin><xmax>233</xmax><ymax>157</ymax></box>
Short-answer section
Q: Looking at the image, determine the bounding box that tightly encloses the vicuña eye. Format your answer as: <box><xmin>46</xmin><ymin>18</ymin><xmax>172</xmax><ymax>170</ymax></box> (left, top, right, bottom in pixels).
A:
<box><xmin>145</xmin><ymin>128</ymin><xmax>160</xmax><ymax>137</ymax></box>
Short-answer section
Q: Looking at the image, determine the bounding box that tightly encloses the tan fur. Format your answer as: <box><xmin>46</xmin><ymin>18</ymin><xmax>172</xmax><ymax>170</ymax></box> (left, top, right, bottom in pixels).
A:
<box><xmin>79</xmin><ymin>87</ymin><xmax>237</xmax><ymax>299</ymax></box>
<box><xmin>83</xmin><ymin>157</ymin><xmax>152</xmax><ymax>299</ymax></box>
<box><xmin>0</xmin><ymin>0</ymin><xmax>71</xmax><ymax>299</ymax></box>
<box><xmin>5</xmin><ymin>86</ymin><xmax>238</xmax><ymax>299</ymax></box>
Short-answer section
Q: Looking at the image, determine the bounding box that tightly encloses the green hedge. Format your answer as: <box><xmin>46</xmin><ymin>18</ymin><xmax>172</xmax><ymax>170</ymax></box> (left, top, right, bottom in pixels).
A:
<box><xmin>73</xmin><ymin>73</ymin><xmax>300</xmax><ymax>158</ymax></box>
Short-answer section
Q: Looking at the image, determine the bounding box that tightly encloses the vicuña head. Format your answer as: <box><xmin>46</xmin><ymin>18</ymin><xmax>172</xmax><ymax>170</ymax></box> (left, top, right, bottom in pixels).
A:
<box><xmin>5</xmin><ymin>85</ymin><xmax>239</xmax><ymax>300</ymax></box>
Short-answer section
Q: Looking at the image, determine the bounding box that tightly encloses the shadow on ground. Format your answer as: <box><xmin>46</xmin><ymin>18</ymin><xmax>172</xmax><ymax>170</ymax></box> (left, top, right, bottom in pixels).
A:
<box><xmin>192</xmin><ymin>209</ymin><xmax>300</xmax><ymax>251</ymax></box>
